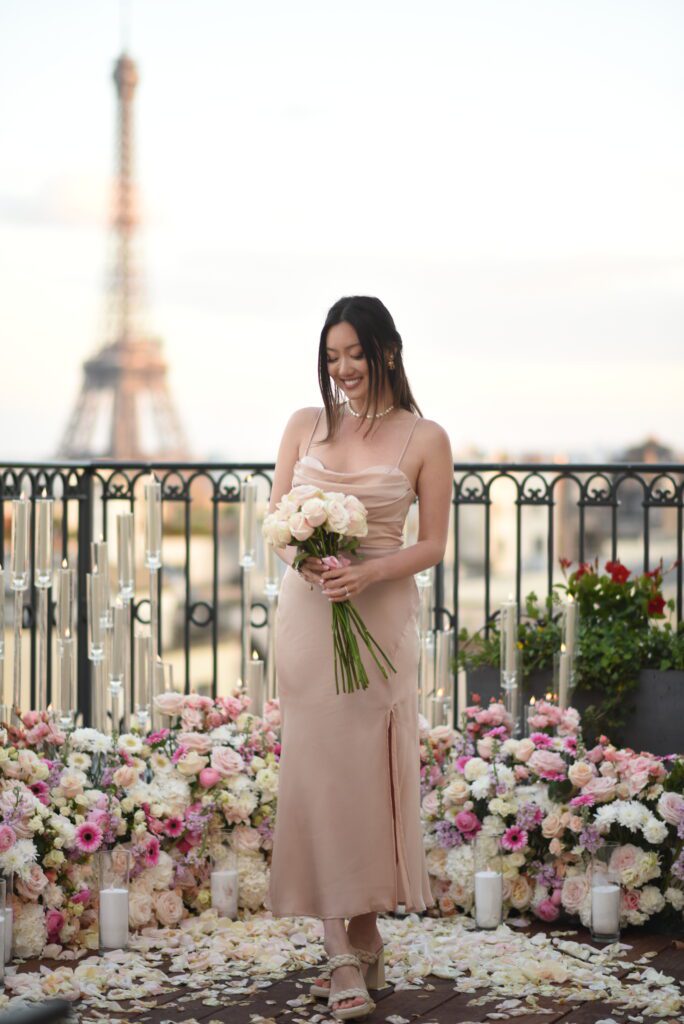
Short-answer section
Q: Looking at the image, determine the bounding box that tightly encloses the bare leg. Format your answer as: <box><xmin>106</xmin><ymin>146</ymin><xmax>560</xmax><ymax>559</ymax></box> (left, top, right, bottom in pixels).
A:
<box><xmin>314</xmin><ymin>912</ymin><xmax>384</xmax><ymax>997</ymax></box>
<box><xmin>319</xmin><ymin>917</ymin><xmax>368</xmax><ymax>1011</ymax></box>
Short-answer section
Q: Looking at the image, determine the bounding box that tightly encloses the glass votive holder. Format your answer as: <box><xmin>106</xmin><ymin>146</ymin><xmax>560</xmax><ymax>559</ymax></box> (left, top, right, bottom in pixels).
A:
<box><xmin>590</xmin><ymin>843</ymin><xmax>621</xmax><ymax>944</ymax></box>
<box><xmin>98</xmin><ymin>848</ymin><xmax>130</xmax><ymax>952</ymax></box>
<box><xmin>473</xmin><ymin>828</ymin><xmax>503</xmax><ymax>930</ymax></box>
<box><xmin>210</xmin><ymin>835</ymin><xmax>239</xmax><ymax>919</ymax></box>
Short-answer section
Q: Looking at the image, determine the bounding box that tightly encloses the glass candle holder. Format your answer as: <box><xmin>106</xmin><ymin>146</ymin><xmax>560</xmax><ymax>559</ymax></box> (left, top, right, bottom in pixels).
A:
<box><xmin>210</xmin><ymin>835</ymin><xmax>239</xmax><ymax>919</ymax></box>
<box><xmin>98</xmin><ymin>848</ymin><xmax>130</xmax><ymax>952</ymax></box>
<box><xmin>2</xmin><ymin>874</ymin><xmax>12</xmax><ymax>965</ymax></box>
<box><xmin>0</xmin><ymin>878</ymin><xmax>6</xmax><ymax>984</ymax></box>
<box><xmin>473</xmin><ymin>829</ymin><xmax>503</xmax><ymax>930</ymax></box>
<box><xmin>590</xmin><ymin>843</ymin><xmax>621</xmax><ymax>943</ymax></box>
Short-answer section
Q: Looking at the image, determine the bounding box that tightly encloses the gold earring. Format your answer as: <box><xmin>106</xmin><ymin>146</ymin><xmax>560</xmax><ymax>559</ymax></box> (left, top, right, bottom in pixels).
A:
<box><xmin>387</xmin><ymin>354</ymin><xmax>395</xmax><ymax>370</ymax></box>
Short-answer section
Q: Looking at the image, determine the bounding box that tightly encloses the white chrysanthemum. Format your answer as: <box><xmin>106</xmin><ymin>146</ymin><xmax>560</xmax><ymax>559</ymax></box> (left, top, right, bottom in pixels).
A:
<box><xmin>70</xmin><ymin>728</ymin><xmax>112</xmax><ymax>753</ymax></box>
<box><xmin>150</xmin><ymin>752</ymin><xmax>171</xmax><ymax>773</ymax></box>
<box><xmin>494</xmin><ymin>765</ymin><xmax>516</xmax><ymax>790</ymax></box>
<box><xmin>470</xmin><ymin>775</ymin><xmax>492</xmax><ymax>800</ymax></box>
<box><xmin>464</xmin><ymin>758</ymin><xmax>489</xmax><ymax>782</ymax></box>
<box><xmin>0</xmin><ymin>838</ymin><xmax>38</xmax><ymax>877</ymax></box>
<box><xmin>643</xmin><ymin>819</ymin><xmax>668</xmax><ymax>845</ymax></box>
<box><xmin>118</xmin><ymin>733</ymin><xmax>143</xmax><ymax>755</ymax></box>
<box><xmin>594</xmin><ymin>804</ymin><xmax>619</xmax><ymax>827</ymax></box>
<box><xmin>67</xmin><ymin>751</ymin><xmax>92</xmax><ymax>770</ymax></box>
<box><xmin>615</xmin><ymin>801</ymin><xmax>648</xmax><ymax>831</ymax></box>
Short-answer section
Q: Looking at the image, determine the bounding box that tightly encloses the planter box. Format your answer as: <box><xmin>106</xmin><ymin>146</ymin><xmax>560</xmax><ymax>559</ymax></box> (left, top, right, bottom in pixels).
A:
<box><xmin>467</xmin><ymin>665</ymin><xmax>684</xmax><ymax>757</ymax></box>
<box><xmin>573</xmin><ymin>670</ymin><xmax>684</xmax><ymax>756</ymax></box>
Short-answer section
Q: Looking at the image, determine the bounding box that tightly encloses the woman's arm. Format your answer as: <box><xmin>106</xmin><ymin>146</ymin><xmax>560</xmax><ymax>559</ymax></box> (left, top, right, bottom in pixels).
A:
<box><xmin>370</xmin><ymin>420</ymin><xmax>453</xmax><ymax>583</ymax></box>
<box><xmin>267</xmin><ymin>407</ymin><xmax>316</xmax><ymax>568</ymax></box>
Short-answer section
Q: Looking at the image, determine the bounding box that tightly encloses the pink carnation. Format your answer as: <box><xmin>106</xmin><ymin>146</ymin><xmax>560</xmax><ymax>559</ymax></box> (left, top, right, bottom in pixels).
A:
<box><xmin>0</xmin><ymin>826</ymin><xmax>17</xmax><ymax>853</ymax></box>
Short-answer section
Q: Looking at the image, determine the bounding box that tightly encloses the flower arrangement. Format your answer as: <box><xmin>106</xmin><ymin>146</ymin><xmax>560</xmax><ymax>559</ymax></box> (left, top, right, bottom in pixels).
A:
<box><xmin>0</xmin><ymin>690</ymin><xmax>682</xmax><ymax>960</ymax></box>
<box><xmin>263</xmin><ymin>483</ymin><xmax>396</xmax><ymax>692</ymax></box>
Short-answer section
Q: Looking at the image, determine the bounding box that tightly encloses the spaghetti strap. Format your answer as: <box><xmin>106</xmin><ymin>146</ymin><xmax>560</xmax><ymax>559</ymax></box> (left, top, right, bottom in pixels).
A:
<box><xmin>395</xmin><ymin>414</ymin><xmax>420</xmax><ymax>469</ymax></box>
<box><xmin>304</xmin><ymin>407</ymin><xmax>324</xmax><ymax>455</ymax></box>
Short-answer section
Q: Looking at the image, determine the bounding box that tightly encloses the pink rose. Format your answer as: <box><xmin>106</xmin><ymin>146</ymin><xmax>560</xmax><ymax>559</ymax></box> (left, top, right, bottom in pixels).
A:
<box><xmin>609</xmin><ymin>844</ymin><xmax>638</xmax><ymax>879</ymax></box>
<box><xmin>585</xmin><ymin>744</ymin><xmax>605</xmax><ymax>764</ymax></box>
<box><xmin>568</xmin><ymin>761</ymin><xmax>595</xmax><ymax>788</ymax></box>
<box><xmin>421</xmin><ymin>791</ymin><xmax>439</xmax><ymax>816</ymax></box>
<box><xmin>22</xmin><ymin>711</ymin><xmax>41</xmax><ymax>728</ymax></box>
<box><xmin>0</xmin><ymin>826</ymin><xmax>17</xmax><ymax>852</ymax></box>
<box><xmin>180</xmin><ymin>708</ymin><xmax>204</xmax><ymax>731</ymax></box>
<box><xmin>199</xmin><ymin>767</ymin><xmax>221</xmax><ymax>788</ymax></box>
<box><xmin>210</xmin><ymin>746</ymin><xmax>245</xmax><ymax>777</ymax></box>
<box><xmin>534</xmin><ymin>898</ymin><xmax>560</xmax><ymax>922</ymax></box>
<box><xmin>229</xmin><ymin>824</ymin><xmax>262</xmax><ymax>852</ymax></box>
<box><xmin>657</xmin><ymin>791</ymin><xmax>684</xmax><ymax>827</ymax></box>
<box><xmin>561</xmin><ymin>874</ymin><xmax>590</xmax><ymax>914</ymax></box>
<box><xmin>177</xmin><ymin>732</ymin><xmax>213</xmax><ymax>755</ymax></box>
<box><xmin>113</xmin><ymin>765</ymin><xmax>139</xmax><ymax>789</ymax></box>
<box><xmin>205</xmin><ymin>711</ymin><xmax>224</xmax><ymax>729</ymax></box>
<box><xmin>46</xmin><ymin>909</ymin><xmax>66</xmax><ymax>942</ymax></box>
<box><xmin>454</xmin><ymin>810</ymin><xmax>481</xmax><ymax>837</ymax></box>
<box><xmin>528</xmin><ymin>750</ymin><xmax>566</xmax><ymax>779</ymax></box>
<box><xmin>15</xmin><ymin>864</ymin><xmax>48</xmax><ymax>901</ymax></box>
<box><xmin>129</xmin><ymin>889</ymin><xmax>154</xmax><ymax>929</ymax></box>
<box><xmin>154</xmin><ymin>889</ymin><xmax>185</xmax><ymax>927</ymax></box>
<box><xmin>185</xmin><ymin>694</ymin><xmax>214</xmax><ymax>711</ymax></box>
<box><xmin>476</xmin><ymin>737</ymin><xmax>494</xmax><ymax>760</ymax></box>
<box><xmin>154</xmin><ymin>692</ymin><xmax>186</xmax><ymax>716</ymax></box>
<box><xmin>515</xmin><ymin>738</ymin><xmax>536</xmax><ymax>763</ymax></box>
<box><xmin>582</xmin><ymin>776</ymin><xmax>617</xmax><ymax>803</ymax></box>
<box><xmin>622</xmin><ymin>889</ymin><xmax>640</xmax><ymax>912</ymax></box>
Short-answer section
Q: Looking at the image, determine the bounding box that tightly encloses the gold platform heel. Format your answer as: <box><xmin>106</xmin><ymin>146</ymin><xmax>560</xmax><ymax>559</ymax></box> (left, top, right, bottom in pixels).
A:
<box><xmin>353</xmin><ymin>944</ymin><xmax>385</xmax><ymax>990</ymax></box>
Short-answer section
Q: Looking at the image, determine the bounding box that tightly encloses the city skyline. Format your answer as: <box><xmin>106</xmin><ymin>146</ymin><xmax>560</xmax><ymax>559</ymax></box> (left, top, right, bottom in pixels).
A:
<box><xmin>1</xmin><ymin>0</ymin><xmax>683</xmax><ymax>462</ymax></box>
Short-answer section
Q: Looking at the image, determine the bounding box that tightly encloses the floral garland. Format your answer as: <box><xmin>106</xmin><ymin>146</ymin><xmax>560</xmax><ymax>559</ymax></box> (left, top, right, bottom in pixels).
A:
<box><xmin>0</xmin><ymin>692</ymin><xmax>681</xmax><ymax>959</ymax></box>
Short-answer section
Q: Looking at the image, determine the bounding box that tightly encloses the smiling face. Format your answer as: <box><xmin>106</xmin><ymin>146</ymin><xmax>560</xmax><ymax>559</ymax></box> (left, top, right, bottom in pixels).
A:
<box><xmin>325</xmin><ymin>321</ymin><xmax>368</xmax><ymax>401</ymax></box>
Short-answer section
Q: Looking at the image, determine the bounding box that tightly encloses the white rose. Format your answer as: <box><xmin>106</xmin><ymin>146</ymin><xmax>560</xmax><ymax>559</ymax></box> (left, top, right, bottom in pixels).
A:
<box><xmin>638</xmin><ymin>885</ymin><xmax>665</xmax><ymax>916</ymax></box>
<box><xmin>325</xmin><ymin>500</ymin><xmax>351</xmax><ymax>534</ymax></box>
<box><xmin>288</xmin><ymin>511</ymin><xmax>314</xmax><ymax>542</ymax></box>
<box><xmin>301</xmin><ymin>497</ymin><xmax>328</xmax><ymax>527</ymax></box>
<box><xmin>464</xmin><ymin>758</ymin><xmax>489</xmax><ymax>782</ymax></box>
<box><xmin>665</xmin><ymin>886</ymin><xmax>684</xmax><ymax>910</ymax></box>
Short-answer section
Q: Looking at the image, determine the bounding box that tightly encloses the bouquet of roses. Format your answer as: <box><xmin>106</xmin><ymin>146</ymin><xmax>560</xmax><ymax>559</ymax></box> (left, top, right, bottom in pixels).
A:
<box><xmin>262</xmin><ymin>483</ymin><xmax>396</xmax><ymax>694</ymax></box>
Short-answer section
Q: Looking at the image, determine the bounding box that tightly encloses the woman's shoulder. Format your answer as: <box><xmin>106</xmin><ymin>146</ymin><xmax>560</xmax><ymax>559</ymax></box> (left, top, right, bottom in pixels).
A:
<box><xmin>413</xmin><ymin>414</ymin><xmax>451</xmax><ymax>450</ymax></box>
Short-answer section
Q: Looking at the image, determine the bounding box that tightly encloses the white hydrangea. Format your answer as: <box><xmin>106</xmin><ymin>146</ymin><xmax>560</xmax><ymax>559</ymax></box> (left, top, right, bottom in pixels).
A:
<box><xmin>665</xmin><ymin>886</ymin><xmax>684</xmax><ymax>911</ymax></box>
<box><xmin>470</xmin><ymin>775</ymin><xmax>492</xmax><ymax>800</ymax></box>
<box><xmin>13</xmin><ymin>902</ymin><xmax>47</xmax><ymax>958</ymax></box>
<box><xmin>445</xmin><ymin>843</ymin><xmax>474</xmax><ymax>885</ymax></box>
<box><xmin>642</xmin><ymin>818</ymin><xmax>668</xmax><ymax>845</ymax></box>
<box><xmin>638</xmin><ymin>885</ymin><xmax>665</xmax><ymax>916</ymax></box>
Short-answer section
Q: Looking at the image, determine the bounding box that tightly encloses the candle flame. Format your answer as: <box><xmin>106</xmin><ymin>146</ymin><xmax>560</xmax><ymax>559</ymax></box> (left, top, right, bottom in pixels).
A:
<box><xmin>546</xmin><ymin>691</ymin><xmax>553</xmax><ymax>701</ymax></box>
<box><xmin>65</xmin><ymin>628</ymin><xmax>71</xmax><ymax>640</ymax></box>
<box><xmin>508</xmin><ymin>592</ymin><xmax>513</xmax><ymax>601</ymax></box>
<box><xmin>62</xmin><ymin>558</ymin><xmax>68</xmax><ymax>568</ymax></box>
<box><xmin>41</xmin><ymin>488</ymin><xmax>47</xmax><ymax>498</ymax></box>
<box><xmin>560</xmin><ymin>642</ymin><xmax>566</xmax><ymax>653</ymax></box>
<box><xmin>530</xmin><ymin>696</ymin><xmax>536</xmax><ymax>706</ymax></box>
<box><xmin>567</xmin><ymin>594</ymin><xmax>574</xmax><ymax>603</ymax></box>
<box><xmin>437</xmin><ymin>687</ymin><xmax>444</xmax><ymax>697</ymax></box>
<box><xmin>251</xmin><ymin>650</ymin><xmax>259</xmax><ymax>660</ymax></box>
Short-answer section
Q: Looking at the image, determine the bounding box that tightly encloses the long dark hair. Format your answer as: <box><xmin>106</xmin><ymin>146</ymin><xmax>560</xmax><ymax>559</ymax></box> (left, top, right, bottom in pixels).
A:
<box><xmin>317</xmin><ymin>296</ymin><xmax>422</xmax><ymax>442</ymax></box>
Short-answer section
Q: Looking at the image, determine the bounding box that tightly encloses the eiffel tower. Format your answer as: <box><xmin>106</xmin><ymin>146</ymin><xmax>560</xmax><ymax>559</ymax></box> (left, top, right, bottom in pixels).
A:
<box><xmin>58</xmin><ymin>50</ymin><xmax>189</xmax><ymax>461</ymax></box>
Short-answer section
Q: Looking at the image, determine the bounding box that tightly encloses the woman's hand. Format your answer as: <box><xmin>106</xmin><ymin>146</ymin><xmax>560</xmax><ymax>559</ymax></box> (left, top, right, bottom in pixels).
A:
<box><xmin>296</xmin><ymin>556</ymin><xmax>327</xmax><ymax>585</ymax></box>
<box><xmin>320</xmin><ymin>558</ymin><xmax>380</xmax><ymax>602</ymax></box>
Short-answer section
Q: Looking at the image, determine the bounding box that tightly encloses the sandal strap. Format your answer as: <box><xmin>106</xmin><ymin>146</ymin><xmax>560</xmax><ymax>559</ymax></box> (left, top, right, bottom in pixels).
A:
<box><xmin>352</xmin><ymin>944</ymin><xmax>383</xmax><ymax>964</ymax></box>
<box><xmin>327</xmin><ymin>953</ymin><xmax>361</xmax><ymax>971</ymax></box>
<box><xmin>330</xmin><ymin>987</ymin><xmax>370</xmax><ymax>1004</ymax></box>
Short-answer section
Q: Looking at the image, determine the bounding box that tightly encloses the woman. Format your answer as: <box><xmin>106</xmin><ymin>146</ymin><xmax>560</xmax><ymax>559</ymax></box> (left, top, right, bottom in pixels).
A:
<box><xmin>264</xmin><ymin>296</ymin><xmax>452</xmax><ymax>1020</ymax></box>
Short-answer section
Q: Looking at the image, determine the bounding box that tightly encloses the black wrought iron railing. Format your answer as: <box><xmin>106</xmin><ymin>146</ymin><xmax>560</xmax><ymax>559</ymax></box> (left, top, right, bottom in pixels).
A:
<box><xmin>0</xmin><ymin>460</ymin><xmax>682</xmax><ymax>724</ymax></box>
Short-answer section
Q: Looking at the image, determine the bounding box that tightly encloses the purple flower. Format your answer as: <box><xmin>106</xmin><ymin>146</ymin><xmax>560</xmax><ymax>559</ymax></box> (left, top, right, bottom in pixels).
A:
<box><xmin>672</xmin><ymin>851</ymin><xmax>684</xmax><ymax>882</ymax></box>
<box><xmin>434</xmin><ymin>820</ymin><xmax>463</xmax><ymax>849</ymax></box>
<box><xmin>517</xmin><ymin>802</ymin><xmax>543</xmax><ymax>830</ymax></box>
<box><xmin>579</xmin><ymin>825</ymin><xmax>604</xmax><ymax>854</ymax></box>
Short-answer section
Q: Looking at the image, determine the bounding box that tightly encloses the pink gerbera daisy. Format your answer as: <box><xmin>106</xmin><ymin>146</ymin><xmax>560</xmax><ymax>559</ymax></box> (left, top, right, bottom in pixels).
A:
<box><xmin>164</xmin><ymin>817</ymin><xmax>184</xmax><ymax>838</ymax></box>
<box><xmin>501</xmin><ymin>825</ymin><xmax>528</xmax><ymax>851</ymax></box>
<box><xmin>74</xmin><ymin>821</ymin><xmax>103</xmax><ymax>854</ymax></box>
<box><xmin>143</xmin><ymin>835</ymin><xmax>160</xmax><ymax>866</ymax></box>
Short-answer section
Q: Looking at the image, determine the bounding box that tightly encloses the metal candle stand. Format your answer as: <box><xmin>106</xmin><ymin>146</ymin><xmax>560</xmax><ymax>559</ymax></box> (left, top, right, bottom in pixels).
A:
<box><xmin>10</xmin><ymin>497</ymin><xmax>30</xmax><ymax>723</ymax></box>
<box><xmin>500</xmin><ymin>596</ymin><xmax>522</xmax><ymax>737</ymax></box>
<box><xmin>239</xmin><ymin>478</ymin><xmax>258</xmax><ymax>699</ymax></box>
<box><xmin>145</xmin><ymin>475</ymin><xmax>163</xmax><ymax>733</ymax></box>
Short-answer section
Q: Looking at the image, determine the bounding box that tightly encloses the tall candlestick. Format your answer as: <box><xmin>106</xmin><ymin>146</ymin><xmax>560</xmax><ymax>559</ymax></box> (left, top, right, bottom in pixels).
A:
<box><xmin>564</xmin><ymin>595</ymin><xmax>577</xmax><ymax>660</ymax></box>
<box><xmin>239</xmin><ymin>478</ymin><xmax>257</xmax><ymax>568</ymax></box>
<box><xmin>117</xmin><ymin>513</ymin><xmax>135</xmax><ymax>599</ymax></box>
<box><xmin>134</xmin><ymin>631</ymin><xmax>151</xmax><ymax>731</ymax></box>
<box><xmin>34</xmin><ymin>494</ymin><xmax>54</xmax><ymax>589</ymax></box>
<box><xmin>10</xmin><ymin>497</ymin><xmax>30</xmax><ymax>592</ymax></box>
<box><xmin>109</xmin><ymin>600</ymin><xmax>126</xmax><ymax>734</ymax></box>
<box><xmin>58</xmin><ymin>631</ymin><xmax>75</xmax><ymax>729</ymax></box>
<box><xmin>0</xmin><ymin>566</ymin><xmax>5</xmax><ymax>712</ymax></box>
<box><xmin>90</xmin><ymin>540</ymin><xmax>111</xmax><ymax>626</ymax></box>
<box><xmin>56</xmin><ymin>561</ymin><xmax>76</xmax><ymax>641</ymax></box>
<box><xmin>502</xmin><ymin>596</ymin><xmax>517</xmax><ymax>677</ymax></box>
<box><xmin>87</xmin><ymin>570</ymin><xmax>105</xmax><ymax>662</ymax></box>
<box><xmin>144</xmin><ymin>475</ymin><xmax>162</xmax><ymax>569</ymax></box>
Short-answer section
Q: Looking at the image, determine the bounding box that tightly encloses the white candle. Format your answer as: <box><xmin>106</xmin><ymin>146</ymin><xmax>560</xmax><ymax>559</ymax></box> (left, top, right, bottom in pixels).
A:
<box><xmin>144</xmin><ymin>476</ymin><xmax>162</xmax><ymax>568</ymax></box>
<box><xmin>565</xmin><ymin>597</ymin><xmax>577</xmax><ymax>660</ymax></box>
<box><xmin>99</xmin><ymin>887</ymin><xmax>129</xmax><ymax>949</ymax></box>
<box><xmin>111</xmin><ymin>600</ymin><xmax>126</xmax><ymax>686</ymax></box>
<box><xmin>211</xmin><ymin>869</ymin><xmax>239</xmax><ymax>918</ymax></box>
<box><xmin>475</xmin><ymin>870</ymin><xmax>502</xmax><ymax>929</ymax></box>
<box><xmin>34</xmin><ymin>495</ymin><xmax>54</xmax><ymax>588</ymax></box>
<box><xmin>87</xmin><ymin>570</ymin><xmax>105</xmax><ymax>661</ymax></box>
<box><xmin>246</xmin><ymin>654</ymin><xmax>264</xmax><ymax>717</ymax></box>
<box><xmin>591</xmin><ymin>883</ymin><xmax>620</xmax><ymax>936</ymax></box>
<box><xmin>558</xmin><ymin>646</ymin><xmax>569</xmax><ymax>710</ymax></box>
<box><xmin>4</xmin><ymin>905</ymin><xmax>12</xmax><ymax>962</ymax></box>
<box><xmin>240</xmin><ymin>478</ymin><xmax>257</xmax><ymax>567</ymax></box>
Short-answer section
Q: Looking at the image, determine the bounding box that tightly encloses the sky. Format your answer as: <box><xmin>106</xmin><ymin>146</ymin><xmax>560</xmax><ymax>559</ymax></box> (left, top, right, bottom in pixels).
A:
<box><xmin>1</xmin><ymin>0</ymin><xmax>683</xmax><ymax>463</ymax></box>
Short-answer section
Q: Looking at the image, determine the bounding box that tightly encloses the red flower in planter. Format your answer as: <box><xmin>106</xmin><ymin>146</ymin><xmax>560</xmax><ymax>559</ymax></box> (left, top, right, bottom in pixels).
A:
<box><xmin>559</xmin><ymin>557</ymin><xmax>573</xmax><ymax>569</ymax></box>
<box><xmin>647</xmin><ymin>595</ymin><xmax>666</xmax><ymax>616</ymax></box>
<box><xmin>574</xmin><ymin>561</ymin><xmax>593</xmax><ymax>581</ymax></box>
<box><xmin>605</xmin><ymin>560</ymin><xmax>631</xmax><ymax>584</ymax></box>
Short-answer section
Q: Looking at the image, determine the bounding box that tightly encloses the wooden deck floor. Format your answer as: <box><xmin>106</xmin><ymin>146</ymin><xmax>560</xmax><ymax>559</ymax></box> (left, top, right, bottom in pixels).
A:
<box><xmin>14</xmin><ymin>924</ymin><xmax>684</xmax><ymax>1024</ymax></box>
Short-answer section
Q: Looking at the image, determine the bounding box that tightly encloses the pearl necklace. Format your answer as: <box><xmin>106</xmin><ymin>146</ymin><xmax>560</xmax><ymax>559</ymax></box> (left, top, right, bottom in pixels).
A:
<box><xmin>346</xmin><ymin>400</ymin><xmax>395</xmax><ymax>419</ymax></box>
